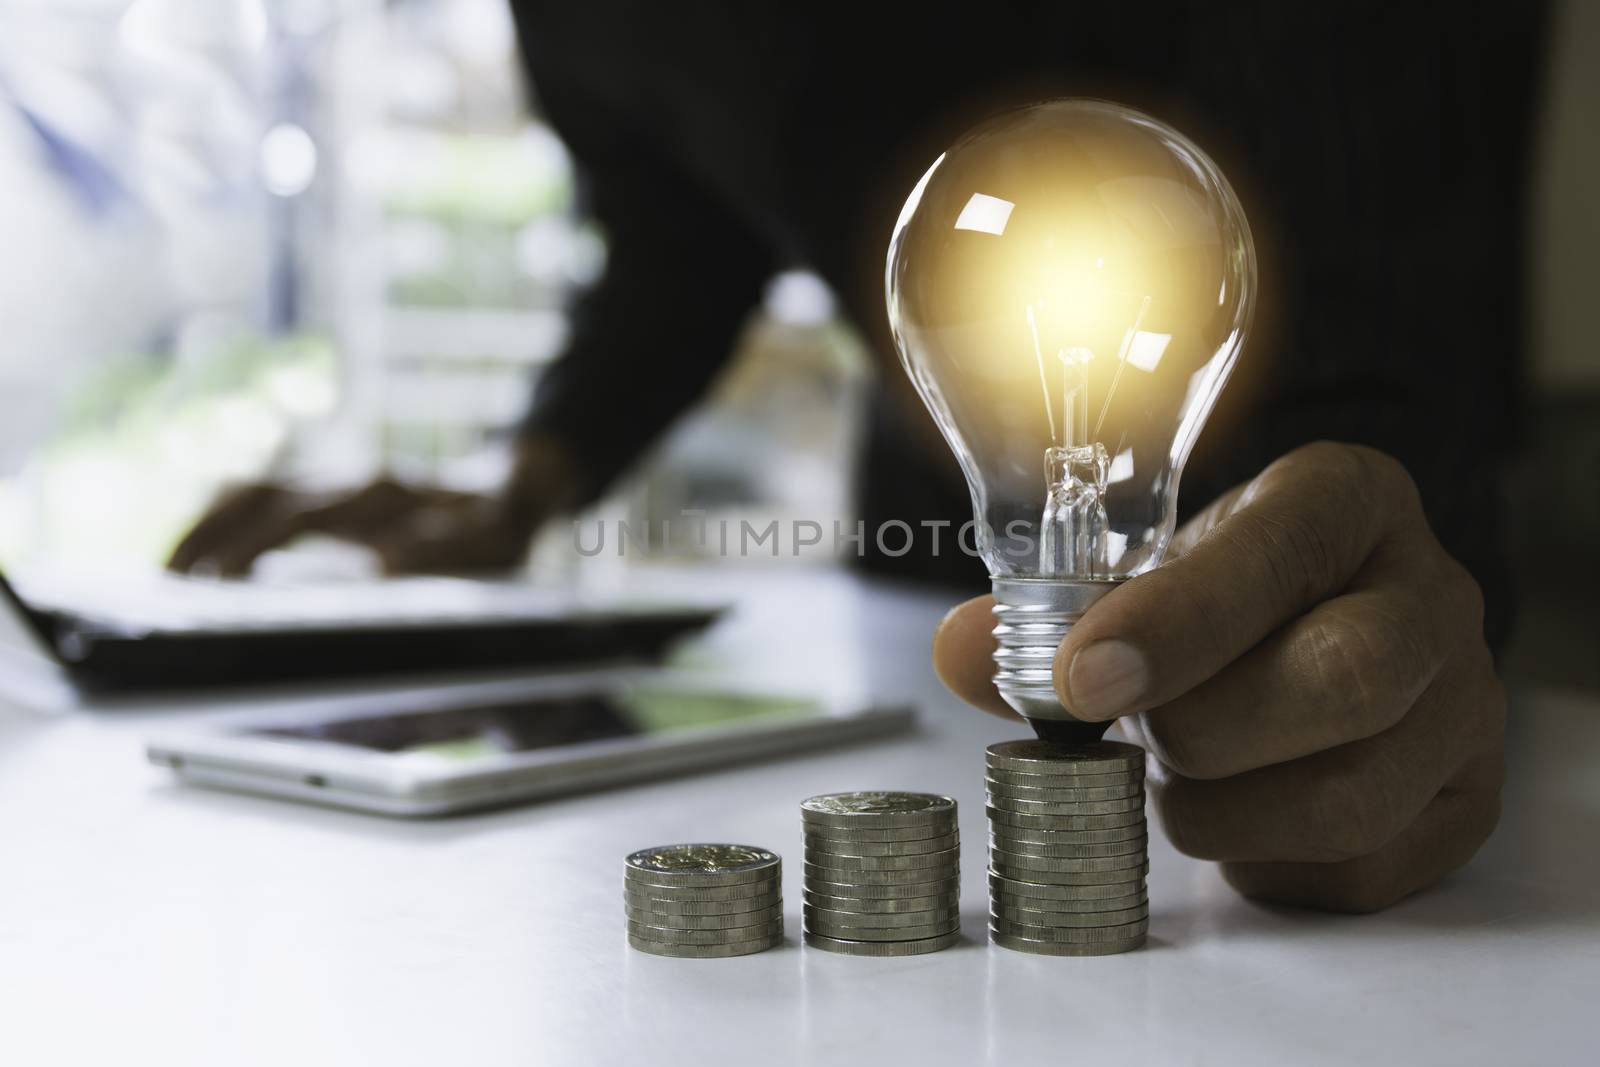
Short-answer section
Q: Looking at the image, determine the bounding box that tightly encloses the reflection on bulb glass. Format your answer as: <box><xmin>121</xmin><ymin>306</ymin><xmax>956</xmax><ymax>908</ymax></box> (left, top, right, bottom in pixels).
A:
<box><xmin>888</xmin><ymin>99</ymin><xmax>1254</xmax><ymax>581</ymax></box>
<box><xmin>887</xmin><ymin>100</ymin><xmax>1255</xmax><ymax>728</ymax></box>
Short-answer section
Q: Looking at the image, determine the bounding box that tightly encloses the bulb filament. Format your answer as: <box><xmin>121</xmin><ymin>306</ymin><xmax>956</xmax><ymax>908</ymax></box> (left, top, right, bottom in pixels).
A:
<box><xmin>1040</xmin><ymin>442</ymin><xmax>1110</xmax><ymax>577</ymax></box>
<box><xmin>1028</xmin><ymin>294</ymin><xmax>1148</xmax><ymax>579</ymax></box>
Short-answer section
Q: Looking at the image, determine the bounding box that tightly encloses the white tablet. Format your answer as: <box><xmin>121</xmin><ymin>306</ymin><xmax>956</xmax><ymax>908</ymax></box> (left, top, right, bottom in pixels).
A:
<box><xmin>146</xmin><ymin>673</ymin><xmax>914</xmax><ymax>816</ymax></box>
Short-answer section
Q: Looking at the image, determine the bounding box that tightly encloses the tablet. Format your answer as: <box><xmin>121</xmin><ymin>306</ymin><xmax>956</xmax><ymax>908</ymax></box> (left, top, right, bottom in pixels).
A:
<box><xmin>146</xmin><ymin>673</ymin><xmax>914</xmax><ymax>816</ymax></box>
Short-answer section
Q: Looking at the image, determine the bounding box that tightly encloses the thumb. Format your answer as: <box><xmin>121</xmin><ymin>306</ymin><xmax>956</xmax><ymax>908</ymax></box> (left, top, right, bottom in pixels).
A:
<box><xmin>1050</xmin><ymin>586</ymin><xmax>1159</xmax><ymax>723</ymax></box>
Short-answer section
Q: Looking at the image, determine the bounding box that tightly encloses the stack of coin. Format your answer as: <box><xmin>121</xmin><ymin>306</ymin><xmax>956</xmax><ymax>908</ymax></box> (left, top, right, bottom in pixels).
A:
<box><xmin>624</xmin><ymin>844</ymin><xmax>784</xmax><ymax>958</ymax></box>
<box><xmin>986</xmin><ymin>740</ymin><xmax>1148</xmax><ymax>956</ymax></box>
<box><xmin>800</xmin><ymin>791</ymin><xmax>962</xmax><ymax>956</ymax></box>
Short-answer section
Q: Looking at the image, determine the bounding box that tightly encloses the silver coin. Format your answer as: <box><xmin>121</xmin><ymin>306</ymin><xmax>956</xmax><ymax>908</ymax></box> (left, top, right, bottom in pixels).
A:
<box><xmin>804</xmin><ymin>917</ymin><xmax>961</xmax><ymax>942</ymax></box>
<box><xmin>988</xmin><ymin>767</ymin><xmax>1144</xmax><ymax>787</ymax></box>
<box><xmin>804</xmin><ymin>874</ymin><xmax>960</xmax><ymax>899</ymax></box>
<box><xmin>804</xmin><ymin>871</ymin><xmax>961</xmax><ymax>891</ymax></box>
<box><xmin>985</xmin><ymin>876</ymin><xmax>1152</xmax><ymax>902</ymax></box>
<box><xmin>991</xmin><ymin>859</ymin><xmax>1149</xmax><ymax>885</ymax></box>
<box><xmin>990</xmin><ymin>915</ymin><xmax>1149</xmax><ymax>942</ymax></box>
<box><xmin>988</xmin><ymin>849</ymin><xmax>1147</xmax><ymax>874</ymax></box>
<box><xmin>988</xmin><ymin>777</ymin><xmax>1142</xmax><ymax>796</ymax></box>
<box><xmin>989</xmin><ymin>873</ymin><xmax>1146</xmax><ymax>902</ymax></box>
<box><xmin>986</xmin><ymin>806</ymin><xmax>1145</xmax><ymax>831</ymax></box>
<box><xmin>628</xmin><ymin>932</ymin><xmax>782</xmax><ymax>958</ymax></box>
<box><xmin>801</xmin><ymin>822</ymin><xmax>960</xmax><ymax>844</ymax></box>
<box><xmin>985</xmin><ymin>889</ymin><xmax>1152</xmax><ymax>915</ymax></box>
<box><xmin>989</xmin><ymin>862</ymin><xmax>1142</xmax><ymax>886</ymax></box>
<box><xmin>803</xmin><ymin>905</ymin><xmax>961</xmax><ymax>930</ymax></box>
<box><xmin>987</xmin><ymin>795</ymin><xmax>1143</xmax><ymax>817</ymax></box>
<box><xmin>803</xmin><ymin>861</ymin><xmax>959</xmax><ymax>885</ymax></box>
<box><xmin>985</xmin><ymin>767</ymin><xmax>1144</xmax><ymax>789</ymax></box>
<box><xmin>800</xmin><ymin>792</ymin><xmax>958</xmax><ymax>829</ymax></box>
<box><xmin>979</xmin><ymin>777</ymin><xmax>1145</xmax><ymax>799</ymax></box>
<box><xmin>990</xmin><ymin>902</ymin><xmax>1149</xmax><ymax>928</ymax></box>
<box><xmin>803</xmin><ymin>929</ymin><xmax>960</xmax><ymax>956</ymax></box>
<box><xmin>621</xmin><ymin>877</ymin><xmax>781</xmax><ymax>902</ymax></box>
<box><xmin>806</xmin><ymin>863</ymin><xmax>953</xmax><ymax>889</ymax></box>
<box><xmin>803</xmin><ymin>832</ymin><xmax>959</xmax><ymax>858</ymax></box>
<box><xmin>804</xmin><ymin>898</ymin><xmax>958</xmax><ymax>919</ymax></box>
<box><xmin>992</xmin><ymin>889</ymin><xmax>1148</xmax><ymax>914</ymax></box>
<box><xmin>803</xmin><ymin>873</ymin><xmax>961</xmax><ymax>893</ymax></box>
<box><xmin>803</xmin><ymin>889</ymin><xmax>960</xmax><ymax>914</ymax></box>
<box><xmin>993</xmin><ymin>890</ymin><xmax>1147</xmax><ymax>915</ymax></box>
<box><xmin>625</xmin><ymin>903</ymin><xmax>784</xmax><ymax>930</ymax></box>
<box><xmin>988</xmin><ymin>834</ymin><xmax>1147</xmax><ymax>859</ymax></box>
<box><xmin>627</xmin><ymin>917</ymin><xmax>783</xmax><ymax>945</ymax></box>
<box><xmin>985</xmin><ymin>739</ymin><xmax>1144</xmax><ymax>774</ymax></box>
<box><xmin>803</xmin><ymin>846</ymin><xmax>961</xmax><ymax>872</ymax></box>
<box><xmin>624</xmin><ymin>889</ymin><xmax>781</xmax><ymax>915</ymax></box>
<box><xmin>986</xmin><ymin>790</ymin><xmax>1143</xmax><ymax>811</ymax></box>
<box><xmin>989</xmin><ymin>822</ymin><xmax>1148</xmax><ymax>847</ymax></box>
<box><xmin>624</xmin><ymin>844</ymin><xmax>781</xmax><ymax>888</ymax></box>
<box><xmin>990</xmin><ymin>930</ymin><xmax>1145</xmax><ymax>956</ymax></box>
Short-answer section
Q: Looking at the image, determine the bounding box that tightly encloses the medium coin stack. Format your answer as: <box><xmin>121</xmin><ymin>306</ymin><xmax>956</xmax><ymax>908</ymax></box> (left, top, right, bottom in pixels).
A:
<box><xmin>800</xmin><ymin>791</ymin><xmax>962</xmax><ymax>956</ymax></box>
<box><xmin>986</xmin><ymin>739</ymin><xmax>1149</xmax><ymax>956</ymax></box>
<box><xmin>624</xmin><ymin>843</ymin><xmax>784</xmax><ymax>958</ymax></box>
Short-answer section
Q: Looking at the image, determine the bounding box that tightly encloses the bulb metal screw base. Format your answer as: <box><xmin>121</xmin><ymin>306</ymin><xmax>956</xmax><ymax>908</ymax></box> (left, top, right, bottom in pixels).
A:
<box><xmin>991</xmin><ymin>577</ymin><xmax>1122</xmax><ymax>732</ymax></box>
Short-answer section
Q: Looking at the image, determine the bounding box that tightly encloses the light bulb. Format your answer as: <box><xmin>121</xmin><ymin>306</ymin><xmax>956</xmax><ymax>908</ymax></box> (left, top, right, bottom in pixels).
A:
<box><xmin>886</xmin><ymin>100</ymin><xmax>1255</xmax><ymax>741</ymax></box>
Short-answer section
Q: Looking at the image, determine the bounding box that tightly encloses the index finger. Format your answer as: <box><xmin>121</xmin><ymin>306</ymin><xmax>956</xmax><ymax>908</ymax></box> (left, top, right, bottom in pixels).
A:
<box><xmin>931</xmin><ymin>595</ymin><xmax>1017</xmax><ymax>720</ymax></box>
<box><xmin>167</xmin><ymin>485</ymin><xmax>285</xmax><ymax>573</ymax></box>
<box><xmin>1054</xmin><ymin>442</ymin><xmax>1423</xmax><ymax>721</ymax></box>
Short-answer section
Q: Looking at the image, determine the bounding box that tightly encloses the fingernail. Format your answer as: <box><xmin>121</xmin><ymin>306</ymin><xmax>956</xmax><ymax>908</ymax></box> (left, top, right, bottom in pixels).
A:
<box><xmin>1066</xmin><ymin>640</ymin><xmax>1148</xmax><ymax>720</ymax></box>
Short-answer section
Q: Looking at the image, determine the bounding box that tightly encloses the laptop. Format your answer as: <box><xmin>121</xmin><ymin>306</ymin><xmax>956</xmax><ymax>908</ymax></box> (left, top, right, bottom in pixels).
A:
<box><xmin>0</xmin><ymin>564</ymin><xmax>724</xmax><ymax>693</ymax></box>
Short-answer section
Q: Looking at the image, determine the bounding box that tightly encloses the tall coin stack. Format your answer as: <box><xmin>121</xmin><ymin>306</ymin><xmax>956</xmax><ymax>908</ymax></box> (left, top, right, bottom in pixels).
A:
<box><xmin>624</xmin><ymin>844</ymin><xmax>784</xmax><ymax>958</ymax></box>
<box><xmin>800</xmin><ymin>792</ymin><xmax>962</xmax><ymax>956</ymax></box>
<box><xmin>985</xmin><ymin>740</ymin><xmax>1149</xmax><ymax>956</ymax></box>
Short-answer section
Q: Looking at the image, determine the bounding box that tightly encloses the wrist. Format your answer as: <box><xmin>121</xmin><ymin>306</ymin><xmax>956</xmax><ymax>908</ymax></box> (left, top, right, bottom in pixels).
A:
<box><xmin>501</xmin><ymin>435</ymin><xmax>582</xmax><ymax>533</ymax></box>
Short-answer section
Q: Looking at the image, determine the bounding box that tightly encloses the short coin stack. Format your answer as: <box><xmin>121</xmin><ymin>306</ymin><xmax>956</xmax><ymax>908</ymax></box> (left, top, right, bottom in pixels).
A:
<box><xmin>986</xmin><ymin>740</ymin><xmax>1148</xmax><ymax>956</ymax></box>
<box><xmin>800</xmin><ymin>791</ymin><xmax>962</xmax><ymax>956</ymax></box>
<box><xmin>624</xmin><ymin>844</ymin><xmax>784</xmax><ymax>958</ymax></box>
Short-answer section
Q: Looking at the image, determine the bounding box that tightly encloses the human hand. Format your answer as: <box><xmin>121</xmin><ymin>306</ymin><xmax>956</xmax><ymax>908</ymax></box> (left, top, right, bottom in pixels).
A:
<box><xmin>167</xmin><ymin>439</ymin><xmax>578</xmax><ymax>578</ymax></box>
<box><xmin>932</xmin><ymin>442</ymin><xmax>1505</xmax><ymax>912</ymax></box>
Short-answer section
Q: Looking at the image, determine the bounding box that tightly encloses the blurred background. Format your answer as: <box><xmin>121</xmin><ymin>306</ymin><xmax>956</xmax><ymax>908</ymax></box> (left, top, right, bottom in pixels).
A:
<box><xmin>0</xmin><ymin>0</ymin><xmax>870</xmax><ymax>585</ymax></box>
<box><xmin>0</xmin><ymin>0</ymin><xmax>1594</xmax><ymax>680</ymax></box>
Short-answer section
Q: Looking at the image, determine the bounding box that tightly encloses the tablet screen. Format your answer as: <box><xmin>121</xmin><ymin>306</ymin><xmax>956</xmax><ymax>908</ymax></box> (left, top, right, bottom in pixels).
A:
<box><xmin>251</xmin><ymin>689</ymin><xmax>816</xmax><ymax>762</ymax></box>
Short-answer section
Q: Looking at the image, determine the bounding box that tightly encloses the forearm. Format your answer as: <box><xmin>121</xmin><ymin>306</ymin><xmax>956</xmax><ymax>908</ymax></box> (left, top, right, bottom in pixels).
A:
<box><xmin>516</xmin><ymin>222</ymin><xmax>772</xmax><ymax>506</ymax></box>
<box><xmin>510</xmin><ymin>1</ymin><xmax>775</xmax><ymax>507</ymax></box>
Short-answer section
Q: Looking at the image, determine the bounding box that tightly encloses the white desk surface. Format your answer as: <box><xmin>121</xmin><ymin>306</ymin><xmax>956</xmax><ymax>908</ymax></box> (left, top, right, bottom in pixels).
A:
<box><xmin>0</xmin><ymin>566</ymin><xmax>1595</xmax><ymax>1066</ymax></box>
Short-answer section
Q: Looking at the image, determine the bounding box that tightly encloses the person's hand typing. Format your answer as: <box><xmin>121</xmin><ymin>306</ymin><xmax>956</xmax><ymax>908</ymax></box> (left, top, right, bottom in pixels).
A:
<box><xmin>932</xmin><ymin>442</ymin><xmax>1505</xmax><ymax>912</ymax></box>
<box><xmin>167</xmin><ymin>438</ymin><xmax>578</xmax><ymax>578</ymax></box>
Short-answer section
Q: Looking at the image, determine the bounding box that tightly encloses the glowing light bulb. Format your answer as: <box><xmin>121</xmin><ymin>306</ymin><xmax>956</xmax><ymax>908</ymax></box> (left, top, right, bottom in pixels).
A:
<box><xmin>886</xmin><ymin>100</ymin><xmax>1255</xmax><ymax>739</ymax></box>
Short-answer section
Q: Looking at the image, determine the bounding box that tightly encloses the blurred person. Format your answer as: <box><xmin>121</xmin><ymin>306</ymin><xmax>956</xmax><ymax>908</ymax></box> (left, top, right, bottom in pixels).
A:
<box><xmin>172</xmin><ymin>2</ymin><xmax>1546</xmax><ymax>912</ymax></box>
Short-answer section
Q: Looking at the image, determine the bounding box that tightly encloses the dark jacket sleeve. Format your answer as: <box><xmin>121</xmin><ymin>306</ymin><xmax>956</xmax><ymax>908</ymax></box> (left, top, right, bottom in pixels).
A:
<box><xmin>1175</xmin><ymin>3</ymin><xmax>1547</xmax><ymax>652</ymax></box>
<box><xmin>509</xmin><ymin>8</ymin><xmax>775</xmax><ymax>505</ymax></box>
